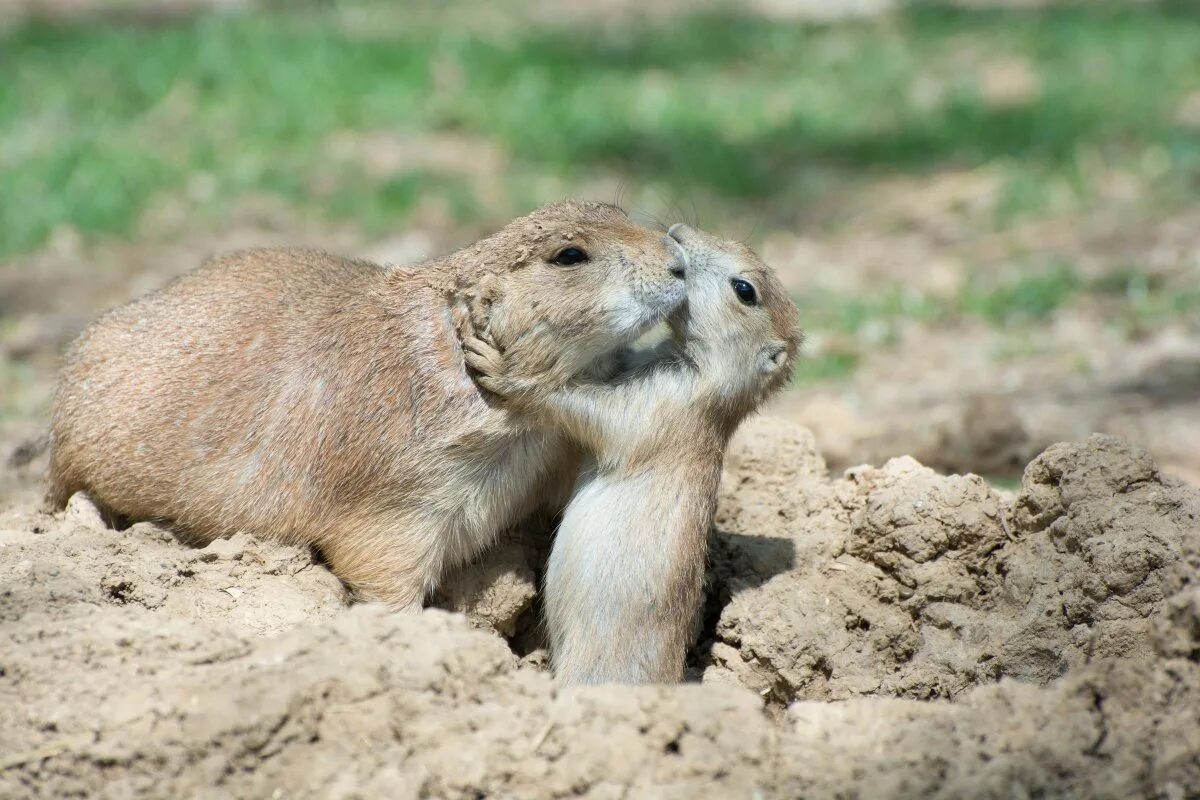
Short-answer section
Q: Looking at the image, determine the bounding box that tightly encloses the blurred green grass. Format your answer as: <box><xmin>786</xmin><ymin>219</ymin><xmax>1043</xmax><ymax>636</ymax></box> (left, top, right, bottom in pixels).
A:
<box><xmin>797</xmin><ymin>262</ymin><xmax>1200</xmax><ymax>332</ymax></box>
<box><xmin>2</xmin><ymin>1</ymin><xmax>1198</xmax><ymax>259</ymax></box>
<box><xmin>793</xmin><ymin>259</ymin><xmax>1200</xmax><ymax>382</ymax></box>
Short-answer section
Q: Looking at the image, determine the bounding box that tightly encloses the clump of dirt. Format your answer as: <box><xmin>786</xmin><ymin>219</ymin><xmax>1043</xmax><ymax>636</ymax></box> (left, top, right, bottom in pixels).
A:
<box><xmin>2</xmin><ymin>420</ymin><xmax>1198</xmax><ymax>798</ymax></box>
<box><xmin>429</xmin><ymin>530</ymin><xmax>541</xmax><ymax>638</ymax></box>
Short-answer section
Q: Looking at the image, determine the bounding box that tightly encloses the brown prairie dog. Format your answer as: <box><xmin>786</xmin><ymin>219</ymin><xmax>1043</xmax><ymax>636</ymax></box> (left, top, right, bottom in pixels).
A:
<box><xmin>48</xmin><ymin>201</ymin><xmax>687</xmax><ymax>610</ymax></box>
<box><xmin>461</xmin><ymin>223</ymin><xmax>802</xmax><ymax>683</ymax></box>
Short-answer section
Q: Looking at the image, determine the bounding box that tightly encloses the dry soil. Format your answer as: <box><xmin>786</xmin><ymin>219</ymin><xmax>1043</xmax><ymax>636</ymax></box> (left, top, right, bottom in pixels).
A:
<box><xmin>2</xmin><ymin>416</ymin><xmax>1198</xmax><ymax>798</ymax></box>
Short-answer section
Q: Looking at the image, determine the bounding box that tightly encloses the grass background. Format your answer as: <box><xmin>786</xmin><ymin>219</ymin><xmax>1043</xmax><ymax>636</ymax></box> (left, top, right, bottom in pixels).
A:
<box><xmin>2</xmin><ymin>0</ymin><xmax>1198</xmax><ymax>390</ymax></box>
<box><xmin>4</xmin><ymin>2</ymin><xmax>1199</xmax><ymax>253</ymax></box>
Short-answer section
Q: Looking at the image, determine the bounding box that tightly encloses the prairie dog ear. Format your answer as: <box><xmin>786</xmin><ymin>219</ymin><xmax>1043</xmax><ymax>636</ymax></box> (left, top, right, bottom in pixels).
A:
<box><xmin>449</xmin><ymin>294</ymin><xmax>471</xmax><ymax>337</ymax></box>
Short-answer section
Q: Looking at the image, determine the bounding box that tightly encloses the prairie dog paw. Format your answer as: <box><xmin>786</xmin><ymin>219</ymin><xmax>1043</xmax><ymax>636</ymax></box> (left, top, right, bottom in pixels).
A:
<box><xmin>458</xmin><ymin>327</ymin><xmax>533</xmax><ymax>401</ymax></box>
<box><xmin>461</xmin><ymin>329</ymin><xmax>508</xmax><ymax>392</ymax></box>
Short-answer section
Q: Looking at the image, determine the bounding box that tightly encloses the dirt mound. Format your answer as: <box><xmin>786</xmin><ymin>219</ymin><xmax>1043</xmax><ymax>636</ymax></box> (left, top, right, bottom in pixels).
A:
<box><xmin>1</xmin><ymin>495</ymin><xmax>349</xmax><ymax>636</ymax></box>
<box><xmin>2</xmin><ymin>420</ymin><xmax>1198</xmax><ymax>798</ymax></box>
<box><xmin>704</xmin><ymin>427</ymin><xmax>1198</xmax><ymax>705</ymax></box>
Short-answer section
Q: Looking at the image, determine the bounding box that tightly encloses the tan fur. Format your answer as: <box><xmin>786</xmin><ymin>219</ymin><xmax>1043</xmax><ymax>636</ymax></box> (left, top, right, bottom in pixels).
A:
<box><xmin>461</xmin><ymin>223</ymin><xmax>802</xmax><ymax>683</ymax></box>
<box><xmin>48</xmin><ymin>201</ymin><xmax>686</xmax><ymax>609</ymax></box>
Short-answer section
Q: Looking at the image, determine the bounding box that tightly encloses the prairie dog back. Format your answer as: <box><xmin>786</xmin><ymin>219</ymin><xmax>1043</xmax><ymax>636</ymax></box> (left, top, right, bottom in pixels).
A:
<box><xmin>51</xmin><ymin>249</ymin><xmax>390</xmax><ymax>536</ymax></box>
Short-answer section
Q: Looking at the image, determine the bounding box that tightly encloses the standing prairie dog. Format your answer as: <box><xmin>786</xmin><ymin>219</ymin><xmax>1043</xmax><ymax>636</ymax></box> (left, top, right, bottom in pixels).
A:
<box><xmin>461</xmin><ymin>223</ymin><xmax>802</xmax><ymax>683</ymax></box>
<box><xmin>48</xmin><ymin>201</ymin><xmax>687</xmax><ymax>609</ymax></box>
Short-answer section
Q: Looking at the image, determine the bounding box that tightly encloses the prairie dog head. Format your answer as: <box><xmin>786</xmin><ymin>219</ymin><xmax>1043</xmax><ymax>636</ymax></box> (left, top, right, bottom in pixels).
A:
<box><xmin>456</xmin><ymin>201</ymin><xmax>687</xmax><ymax>382</ymax></box>
<box><xmin>666</xmin><ymin>223</ymin><xmax>802</xmax><ymax>406</ymax></box>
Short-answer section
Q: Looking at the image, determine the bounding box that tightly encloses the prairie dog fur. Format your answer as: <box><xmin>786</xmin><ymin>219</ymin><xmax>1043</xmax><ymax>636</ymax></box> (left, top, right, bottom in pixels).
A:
<box><xmin>461</xmin><ymin>223</ymin><xmax>802</xmax><ymax>683</ymax></box>
<box><xmin>48</xmin><ymin>201</ymin><xmax>687</xmax><ymax>609</ymax></box>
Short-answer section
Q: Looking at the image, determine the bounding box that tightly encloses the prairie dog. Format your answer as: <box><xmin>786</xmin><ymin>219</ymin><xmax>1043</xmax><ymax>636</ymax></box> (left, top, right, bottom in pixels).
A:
<box><xmin>48</xmin><ymin>201</ymin><xmax>687</xmax><ymax>609</ymax></box>
<box><xmin>461</xmin><ymin>223</ymin><xmax>802</xmax><ymax>683</ymax></box>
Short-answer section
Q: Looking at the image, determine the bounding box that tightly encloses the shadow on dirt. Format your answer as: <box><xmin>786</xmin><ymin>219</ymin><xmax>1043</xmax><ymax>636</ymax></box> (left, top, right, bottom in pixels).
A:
<box><xmin>688</xmin><ymin>528</ymin><xmax>797</xmax><ymax>679</ymax></box>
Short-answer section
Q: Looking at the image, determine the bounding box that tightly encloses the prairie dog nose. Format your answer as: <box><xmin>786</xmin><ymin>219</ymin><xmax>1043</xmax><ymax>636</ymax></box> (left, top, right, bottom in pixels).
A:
<box><xmin>667</xmin><ymin>223</ymin><xmax>693</xmax><ymax>243</ymax></box>
<box><xmin>663</xmin><ymin>230</ymin><xmax>688</xmax><ymax>278</ymax></box>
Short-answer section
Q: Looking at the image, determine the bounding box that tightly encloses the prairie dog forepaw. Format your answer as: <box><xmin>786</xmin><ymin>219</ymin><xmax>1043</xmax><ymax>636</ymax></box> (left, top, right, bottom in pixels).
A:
<box><xmin>461</xmin><ymin>330</ymin><xmax>506</xmax><ymax>390</ymax></box>
<box><xmin>457</xmin><ymin>322</ymin><xmax>532</xmax><ymax>401</ymax></box>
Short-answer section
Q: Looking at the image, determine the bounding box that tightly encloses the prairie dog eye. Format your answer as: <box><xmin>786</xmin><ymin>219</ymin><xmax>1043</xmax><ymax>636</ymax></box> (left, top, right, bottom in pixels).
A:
<box><xmin>730</xmin><ymin>278</ymin><xmax>758</xmax><ymax>305</ymax></box>
<box><xmin>551</xmin><ymin>247</ymin><xmax>589</xmax><ymax>266</ymax></box>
